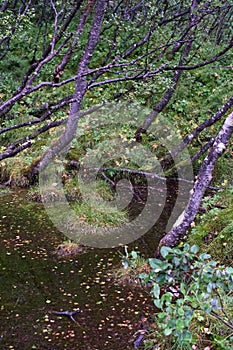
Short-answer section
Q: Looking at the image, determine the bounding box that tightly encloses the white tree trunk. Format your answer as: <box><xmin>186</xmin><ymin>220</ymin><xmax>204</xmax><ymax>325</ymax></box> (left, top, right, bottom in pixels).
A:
<box><xmin>157</xmin><ymin>111</ymin><xmax>233</xmax><ymax>252</ymax></box>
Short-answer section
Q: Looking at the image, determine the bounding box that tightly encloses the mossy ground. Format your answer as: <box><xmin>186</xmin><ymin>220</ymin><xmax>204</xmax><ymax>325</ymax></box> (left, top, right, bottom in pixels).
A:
<box><xmin>187</xmin><ymin>186</ymin><xmax>233</xmax><ymax>265</ymax></box>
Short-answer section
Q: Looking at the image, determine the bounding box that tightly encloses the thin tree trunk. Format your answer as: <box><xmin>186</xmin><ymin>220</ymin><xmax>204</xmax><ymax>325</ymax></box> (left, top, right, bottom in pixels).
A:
<box><xmin>135</xmin><ymin>0</ymin><xmax>198</xmax><ymax>141</ymax></box>
<box><xmin>31</xmin><ymin>0</ymin><xmax>106</xmax><ymax>176</ymax></box>
<box><xmin>156</xmin><ymin>111</ymin><xmax>233</xmax><ymax>253</ymax></box>
<box><xmin>173</xmin><ymin>96</ymin><xmax>233</xmax><ymax>157</ymax></box>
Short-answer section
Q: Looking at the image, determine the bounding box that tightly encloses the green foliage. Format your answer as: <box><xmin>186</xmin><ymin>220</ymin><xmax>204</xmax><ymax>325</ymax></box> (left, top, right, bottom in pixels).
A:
<box><xmin>188</xmin><ymin>186</ymin><xmax>233</xmax><ymax>264</ymax></box>
<box><xmin>67</xmin><ymin>179</ymin><xmax>127</xmax><ymax>227</ymax></box>
<box><xmin>125</xmin><ymin>244</ymin><xmax>233</xmax><ymax>349</ymax></box>
<box><xmin>120</xmin><ymin>246</ymin><xmax>142</xmax><ymax>270</ymax></box>
<box><xmin>114</xmin><ymin>246</ymin><xmax>150</xmax><ymax>287</ymax></box>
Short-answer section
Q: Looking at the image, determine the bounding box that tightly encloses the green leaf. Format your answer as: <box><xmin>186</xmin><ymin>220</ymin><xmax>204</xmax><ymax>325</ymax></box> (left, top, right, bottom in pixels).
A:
<box><xmin>199</xmin><ymin>253</ymin><xmax>211</xmax><ymax>261</ymax></box>
<box><xmin>149</xmin><ymin>258</ymin><xmax>161</xmax><ymax>269</ymax></box>
<box><xmin>180</xmin><ymin>282</ymin><xmax>187</xmax><ymax>295</ymax></box>
<box><xmin>152</xmin><ymin>284</ymin><xmax>160</xmax><ymax>299</ymax></box>
<box><xmin>178</xmin><ymin>308</ymin><xmax>185</xmax><ymax>316</ymax></box>
<box><xmin>226</xmin><ymin>267</ymin><xmax>233</xmax><ymax>275</ymax></box>
<box><xmin>161</xmin><ymin>292</ymin><xmax>172</xmax><ymax>303</ymax></box>
<box><xmin>160</xmin><ymin>246</ymin><xmax>173</xmax><ymax>258</ymax></box>
<box><xmin>176</xmin><ymin>318</ymin><xmax>186</xmax><ymax>331</ymax></box>
<box><xmin>164</xmin><ymin>328</ymin><xmax>173</xmax><ymax>336</ymax></box>
<box><xmin>154</xmin><ymin>299</ymin><xmax>163</xmax><ymax>309</ymax></box>
<box><xmin>185</xmin><ymin>309</ymin><xmax>194</xmax><ymax>319</ymax></box>
<box><xmin>155</xmin><ymin>274</ymin><xmax>166</xmax><ymax>284</ymax></box>
<box><xmin>183</xmin><ymin>243</ymin><xmax>190</xmax><ymax>252</ymax></box>
<box><xmin>131</xmin><ymin>250</ymin><xmax>138</xmax><ymax>259</ymax></box>
<box><xmin>149</xmin><ymin>258</ymin><xmax>172</xmax><ymax>272</ymax></box>
<box><xmin>172</xmin><ymin>256</ymin><xmax>180</xmax><ymax>266</ymax></box>
<box><xmin>138</xmin><ymin>272</ymin><xmax>149</xmax><ymax>281</ymax></box>
<box><xmin>190</xmin><ymin>245</ymin><xmax>199</xmax><ymax>254</ymax></box>
<box><xmin>181</xmin><ymin>330</ymin><xmax>193</xmax><ymax>343</ymax></box>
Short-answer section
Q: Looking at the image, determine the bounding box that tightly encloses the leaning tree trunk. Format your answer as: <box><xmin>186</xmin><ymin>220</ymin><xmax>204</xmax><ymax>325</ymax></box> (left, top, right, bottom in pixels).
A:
<box><xmin>31</xmin><ymin>0</ymin><xmax>106</xmax><ymax>177</ymax></box>
<box><xmin>156</xmin><ymin>111</ymin><xmax>233</xmax><ymax>254</ymax></box>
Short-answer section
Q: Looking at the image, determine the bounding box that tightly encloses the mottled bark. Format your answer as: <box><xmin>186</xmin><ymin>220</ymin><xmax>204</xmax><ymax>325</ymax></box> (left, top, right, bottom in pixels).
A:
<box><xmin>31</xmin><ymin>0</ymin><xmax>107</xmax><ymax>176</ymax></box>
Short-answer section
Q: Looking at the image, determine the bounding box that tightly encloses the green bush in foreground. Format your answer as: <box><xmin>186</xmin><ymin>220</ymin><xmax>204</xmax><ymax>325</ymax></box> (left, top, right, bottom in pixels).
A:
<box><xmin>125</xmin><ymin>244</ymin><xmax>233</xmax><ymax>349</ymax></box>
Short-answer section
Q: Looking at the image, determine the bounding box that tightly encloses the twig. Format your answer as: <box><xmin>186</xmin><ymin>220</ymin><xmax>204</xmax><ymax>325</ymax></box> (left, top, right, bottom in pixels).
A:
<box><xmin>210</xmin><ymin>311</ymin><xmax>233</xmax><ymax>330</ymax></box>
<box><xmin>53</xmin><ymin>309</ymin><xmax>80</xmax><ymax>323</ymax></box>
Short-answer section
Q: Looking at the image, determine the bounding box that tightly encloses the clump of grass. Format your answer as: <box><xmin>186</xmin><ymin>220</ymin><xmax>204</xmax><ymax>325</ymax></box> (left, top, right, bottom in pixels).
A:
<box><xmin>71</xmin><ymin>200</ymin><xmax>127</xmax><ymax>227</ymax></box>
<box><xmin>26</xmin><ymin>181</ymin><xmax>82</xmax><ymax>203</ymax></box>
<box><xmin>27</xmin><ymin>175</ymin><xmax>126</xmax><ymax>229</ymax></box>
<box><xmin>63</xmin><ymin>178</ymin><xmax>126</xmax><ymax>227</ymax></box>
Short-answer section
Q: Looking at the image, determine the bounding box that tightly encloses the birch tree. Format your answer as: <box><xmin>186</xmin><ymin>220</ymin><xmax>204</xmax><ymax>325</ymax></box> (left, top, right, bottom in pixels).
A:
<box><xmin>0</xmin><ymin>0</ymin><xmax>232</xmax><ymax>249</ymax></box>
<box><xmin>157</xmin><ymin>111</ymin><xmax>233</xmax><ymax>254</ymax></box>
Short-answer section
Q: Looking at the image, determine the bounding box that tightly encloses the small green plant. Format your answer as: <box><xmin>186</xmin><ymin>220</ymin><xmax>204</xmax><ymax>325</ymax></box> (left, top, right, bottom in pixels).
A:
<box><xmin>114</xmin><ymin>246</ymin><xmax>150</xmax><ymax>287</ymax></box>
<box><xmin>128</xmin><ymin>244</ymin><xmax>233</xmax><ymax>349</ymax></box>
<box><xmin>120</xmin><ymin>245</ymin><xmax>140</xmax><ymax>269</ymax></box>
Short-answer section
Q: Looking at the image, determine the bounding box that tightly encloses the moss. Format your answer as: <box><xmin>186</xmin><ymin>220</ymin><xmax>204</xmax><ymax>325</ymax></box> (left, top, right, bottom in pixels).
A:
<box><xmin>188</xmin><ymin>189</ymin><xmax>233</xmax><ymax>264</ymax></box>
<box><xmin>0</xmin><ymin>158</ymin><xmax>31</xmax><ymax>187</ymax></box>
<box><xmin>66</xmin><ymin>147</ymin><xmax>84</xmax><ymax>162</ymax></box>
<box><xmin>205</xmin><ymin>222</ymin><xmax>233</xmax><ymax>264</ymax></box>
<box><xmin>212</xmin><ymin>151</ymin><xmax>233</xmax><ymax>186</ymax></box>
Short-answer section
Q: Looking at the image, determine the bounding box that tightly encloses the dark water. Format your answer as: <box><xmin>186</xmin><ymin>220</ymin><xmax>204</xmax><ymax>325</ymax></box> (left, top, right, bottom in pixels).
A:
<box><xmin>0</xmin><ymin>191</ymin><xmax>157</xmax><ymax>350</ymax></box>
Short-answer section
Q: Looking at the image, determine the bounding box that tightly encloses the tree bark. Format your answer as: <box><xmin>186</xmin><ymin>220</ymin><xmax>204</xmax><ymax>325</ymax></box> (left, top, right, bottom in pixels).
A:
<box><xmin>156</xmin><ymin>111</ymin><xmax>233</xmax><ymax>253</ymax></box>
<box><xmin>31</xmin><ymin>0</ymin><xmax>106</xmax><ymax>176</ymax></box>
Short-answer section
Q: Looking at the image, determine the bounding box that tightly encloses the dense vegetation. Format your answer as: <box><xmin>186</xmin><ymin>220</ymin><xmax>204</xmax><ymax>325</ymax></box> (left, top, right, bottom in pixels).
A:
<box><xmin>0</xmin><ymin>1</ymin><xmax>232</xmax><ymax>348</ymax></box>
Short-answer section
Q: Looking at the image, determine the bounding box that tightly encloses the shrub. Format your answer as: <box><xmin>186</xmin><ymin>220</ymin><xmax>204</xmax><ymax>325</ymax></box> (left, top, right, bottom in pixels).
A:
<box><xmin>125</xmin><ymin>244</ymin><xmax>233</xmax><ymax>349</ymax></box>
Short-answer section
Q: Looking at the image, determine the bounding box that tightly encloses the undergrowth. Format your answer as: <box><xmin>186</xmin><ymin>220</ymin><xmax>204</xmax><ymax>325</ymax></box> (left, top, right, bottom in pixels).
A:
<box><xmin>119</xmin><ymin>244</ymin><xmax>233</xmax><ymax>350</ymax></box>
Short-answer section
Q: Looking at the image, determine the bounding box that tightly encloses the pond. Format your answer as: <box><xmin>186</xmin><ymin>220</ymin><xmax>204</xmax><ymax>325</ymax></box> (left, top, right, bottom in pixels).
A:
<box><xmin>0</xmin><ymin>190</ymin><xmax>157</xmax><ymax>350</ymax></box>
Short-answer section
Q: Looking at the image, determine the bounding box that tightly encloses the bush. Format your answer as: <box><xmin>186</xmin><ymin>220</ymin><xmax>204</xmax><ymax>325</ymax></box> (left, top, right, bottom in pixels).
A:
<box><xmin>124</xmin><ymin>244</ymin><xmax>233</xmax><ymax>349</ymax></box>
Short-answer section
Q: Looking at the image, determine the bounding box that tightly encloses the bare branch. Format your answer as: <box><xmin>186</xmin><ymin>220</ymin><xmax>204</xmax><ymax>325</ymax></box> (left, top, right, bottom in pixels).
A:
<box><xmin>135</xmin><ymin>0</ymin><xmax>200</xmax><ymax>139</ymax></box>
<box><xmin>173</xmin><ymin>96</ymin><xmax>233</xmax><ymax>156</ymax></box>
<box><xmin>191</xmin><ymin>138</ymin><xmax>215</xmax><ymax>162</ymax></box>
<box><xmin>166</xmin><ymin>41</ymin><xmax>233</xmax><ymax>71</ymax></box>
